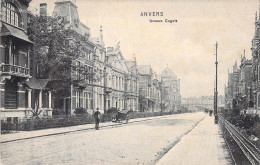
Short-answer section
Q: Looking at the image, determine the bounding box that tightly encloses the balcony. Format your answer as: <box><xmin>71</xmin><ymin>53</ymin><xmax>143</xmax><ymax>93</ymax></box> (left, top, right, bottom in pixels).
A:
<box><xmin>105</xmin><ymin>87</ymin><xmax>113</xmax><ymax>94</ymax></box>
<box><xmin>1</xmin><ymin>64</ymin><xmax>31</xmax><ymax>78</ymax></box>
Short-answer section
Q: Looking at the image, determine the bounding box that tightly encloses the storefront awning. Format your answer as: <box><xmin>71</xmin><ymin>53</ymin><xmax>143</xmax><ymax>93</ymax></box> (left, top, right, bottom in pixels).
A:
<box><xmin>26</xmin><ymin>78</ymin><xmax>49</xmax><ymax>90</ymax></box>
<box><xmin>1</xmin><ymin>23</ymin><xmax>33</xmax><ymax>44</ymax></box>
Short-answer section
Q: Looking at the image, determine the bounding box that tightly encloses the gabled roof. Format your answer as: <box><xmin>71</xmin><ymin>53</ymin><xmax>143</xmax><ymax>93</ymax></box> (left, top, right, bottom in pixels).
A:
<box><xmin>53</xmin><ymin>0</ymin><xmax>91</xmax><ymax>38</ymax></box>
<box><xmin>125</xmin><ymin>60</ymin><xmax>135</xmax><ymax>69</ymax></box>
<box><xmin>125</xmin><ymin>60</ymin><xmax>138</xmax><ymax>75</ymax></box>
<box><xmin>106</xmin><ymin>48</ymin><xmax>128</xmax><ymax>73</ymax></box>
<box><xmin>137</xmin><ymin>65</ymin><xmax>152</xmax><ymax>75</ymax></box>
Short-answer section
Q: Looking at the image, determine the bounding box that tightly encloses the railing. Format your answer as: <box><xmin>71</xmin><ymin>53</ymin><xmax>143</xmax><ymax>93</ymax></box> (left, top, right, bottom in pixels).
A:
<box><xmin>219</xmin><ymin>115</ymin><xmax>260</xmax><ymax>164</ymax></box>
<box><xmin>1</xmin><ymin>64</ymin><xmax>30</xmax><ymax>77</ymax></box>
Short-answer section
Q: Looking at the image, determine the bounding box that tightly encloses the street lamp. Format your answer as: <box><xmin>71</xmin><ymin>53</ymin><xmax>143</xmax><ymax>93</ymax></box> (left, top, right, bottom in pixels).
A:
<box><xmin>160</xmin><ymin>75</ymin><xmax>163</xmax><ymax>115</ymax></box>
<box><xmin>214</xmin><ymin>41</ymin><xmax>218</xmax><ymax>124</ymax></box>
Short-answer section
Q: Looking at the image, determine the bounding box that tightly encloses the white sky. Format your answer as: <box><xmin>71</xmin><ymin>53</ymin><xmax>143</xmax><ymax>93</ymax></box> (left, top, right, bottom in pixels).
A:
<box><xmin>29</xmin><ymin>0</ymin><xmax>259</xmax><ymax>97</ymax></box>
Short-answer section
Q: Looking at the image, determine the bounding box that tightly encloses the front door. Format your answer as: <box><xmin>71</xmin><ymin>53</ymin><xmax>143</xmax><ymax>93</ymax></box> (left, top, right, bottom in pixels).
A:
<box><xmin>5</xmin><ymin>79</ymin><xmax>18</xmax><ymax>109</ymax></box>
<box><xmin>65</xmin><ymin>98</ymin><xmax>70</xmax><ymax>115</ymax></box>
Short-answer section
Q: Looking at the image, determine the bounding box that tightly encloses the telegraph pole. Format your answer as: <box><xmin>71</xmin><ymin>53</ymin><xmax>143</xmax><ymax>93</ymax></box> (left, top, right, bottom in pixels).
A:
<box><xmin>160</xmin><ymin>75</ymin><xmax>163</xmax><ymax>116</ymax></box>
<box><xmin>214</xmin><ymin>42</ymin><xmax>218</xmax><ymax>124</ymax></box>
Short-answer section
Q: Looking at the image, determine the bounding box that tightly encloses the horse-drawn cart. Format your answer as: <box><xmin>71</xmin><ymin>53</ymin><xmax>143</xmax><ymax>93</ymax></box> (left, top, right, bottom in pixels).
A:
<box><xmin>112</xmin><ymin>109</ymin><xmax>130</xmax><ymax>124</ymax></box>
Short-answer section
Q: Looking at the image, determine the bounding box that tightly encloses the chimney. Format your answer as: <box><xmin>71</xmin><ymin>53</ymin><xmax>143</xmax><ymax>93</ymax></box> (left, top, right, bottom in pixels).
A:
<box><xmin>40</xmin><ymin>3</ymin><xmax>47</xmax><ymax>16</ymax></box>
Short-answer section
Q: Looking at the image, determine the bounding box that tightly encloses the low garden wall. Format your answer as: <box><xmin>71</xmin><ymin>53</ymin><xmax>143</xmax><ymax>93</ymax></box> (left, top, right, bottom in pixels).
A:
<box><xmin>1</xmin><ymin>111</ymin><xmax>183</xmax><ymax>134</ymax></box>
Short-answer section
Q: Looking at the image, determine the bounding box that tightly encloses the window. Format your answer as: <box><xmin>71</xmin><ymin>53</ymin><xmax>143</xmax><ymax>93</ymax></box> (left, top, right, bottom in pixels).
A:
<box><xmin>7</xmin><ymin>117</ymin><xmax>12</xmax><ymax>123</ymax></box>
<box><xmin>13</xmin><ymin>117</ymin><xmax>18</xmax><ymax>124</ymax></box>
<box><xmin>84</xmin><ymin>65</ymin><xmax>88</xmax><ymax>81</ymax></box>
<box><xmin>89</xmin><ymin>67</ymin><xmax>92</xmax><ymax>83</ymax></box>
<box><xmin>4</xmin><ymin>45</ymin><xmax>9</xmax><ymax>64</ymax></box>
<box><xmin>100</xmin><ymin>94</ymin><xmax>103</xmax><ymax>109</ymax></box>
<box><xmin>85</xmin><ymin>51</ymin><xmax>91</xmax><ymax>61</ymax></box>
<box><xmin>2</xmin><ymin>3</ymin><xmax>20</xmax><ymax>27</ymax></box>
<box><xmin>89</xmin><ymin>93</ymin><xmax>93</xmax><ymax>109</ymax></box>
<box><xmin>119</xmin><ymin>77</ymin><xmax>121</xmax><ymax>90</ymax></box>
<box><xmin>128</xmin><ymin>80</ymin><xmax>131</xmax><ymax>91</ymax></box>
<box><xmin>257</xmin><ymin>92</ymin><xmax>260</xmax><ymax>109</ymax></box>
<box><xmin>76</xmin><ymin>91</ymin><xmax>80</xmax><ymax>108</ymax></box>
<box><xmin>116</xmin><ymin>76</ymin><xmax>118</xmax><ymax>88</ymax></box>
<box><xmin>112</xmin><ymin>76</ymin><xmax>114</xmax><ymax>88</ymax></box>
<box><xmin>84</xmin><ymin>93</ymin><xmax>88</xmax><ymax>109</ymax></box>
<box><xmin>258</xmin><ymin>65</ymin><xmax>260</xmax><ymax>81</ymax></box>
<box><xmin>76</xmin><ymin>61</ymin><xmax>80</xmax><ymax>79</ymax></box>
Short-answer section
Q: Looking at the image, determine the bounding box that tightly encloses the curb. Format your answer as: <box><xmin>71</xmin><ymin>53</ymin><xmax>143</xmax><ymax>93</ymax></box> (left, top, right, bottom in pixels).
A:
<box><xmin>1</xmin><ymin>115</ymin><xmax>173</xmax><ymax>144</ymax></box>
<box><xmin>155</xmin><ymin>115</ymin><xmax>207</xmax><ymax>164</ymax></box>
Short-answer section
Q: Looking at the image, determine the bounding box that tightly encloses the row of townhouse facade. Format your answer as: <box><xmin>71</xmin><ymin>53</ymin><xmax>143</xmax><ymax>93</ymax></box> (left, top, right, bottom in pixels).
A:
<box><xmin>51</xmin><ymin>0</ymin><xmax>139</xmax><ymax>115</ymax></box>
<box><xmin>225</xmin><ymin>53</ymin><xmax>254</xmax><ymax>111</ymax></box>
<box><xmin>0</xmin><ymin>0</ymin><xmax>182</xmax><ymax>122</ymax></box>
<box><xmin>225</xmin><ymin>5</ymin><xmax>260</xmax><ymax>114</ymax></box>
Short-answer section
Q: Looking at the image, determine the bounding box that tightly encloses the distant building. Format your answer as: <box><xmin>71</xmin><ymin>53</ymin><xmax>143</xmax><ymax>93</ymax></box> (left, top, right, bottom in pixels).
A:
<box><xmin>125</xmin><ymin>57</ymin><xmax>139</xmax><ymax>111</ymax></box>
<box><xmin>239</xmin><ymin>53</ymin><xmax>253</xmax><ymax>109</ymax></box>
<box><xmin>182</xmin><ymin>96</ymin><xmax>213</xmax><ymax>111</ymax></box>
<box><xmin>137</xmin><ymin>65</ymin><xmax>161</xmax><ymax>112</ymax></box>
<box><xmin>225</xmin><ymin>62</ymin><xmax>240</xmax><ymax>109</ymax></box>
<box><xmin>161</xmin><ymin>67</ymin><xmax>181</xmax><ymax>112</ymax></box>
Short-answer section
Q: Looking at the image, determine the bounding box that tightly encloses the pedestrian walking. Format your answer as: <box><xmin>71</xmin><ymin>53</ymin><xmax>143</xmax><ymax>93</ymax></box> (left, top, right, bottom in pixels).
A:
<box><xmin>94</xmin><ymin>108</ymin><xmax>101</xmax><ymax>130</ymax></box>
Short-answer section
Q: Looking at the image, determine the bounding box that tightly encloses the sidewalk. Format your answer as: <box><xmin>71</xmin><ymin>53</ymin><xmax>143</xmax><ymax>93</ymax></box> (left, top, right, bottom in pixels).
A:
<box><xmin>1</xmin><ymin>114</ymin><xmax>172</xmax><ymax>143</ymax></box>
<box><xmin>157</xmin><ymin>115</ymin><xmax>233</xmax><ymax>165</ymax></box>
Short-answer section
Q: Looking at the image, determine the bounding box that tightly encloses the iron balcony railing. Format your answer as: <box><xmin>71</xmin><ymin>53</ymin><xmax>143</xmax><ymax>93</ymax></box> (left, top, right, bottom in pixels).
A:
<box><xmin>1</xmin><ymin>64</ymin><xmax>30</xmax><ymax>77</ymax></box>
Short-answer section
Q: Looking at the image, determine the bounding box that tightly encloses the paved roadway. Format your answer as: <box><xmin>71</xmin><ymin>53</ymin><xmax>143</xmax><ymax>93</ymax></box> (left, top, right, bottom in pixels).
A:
<box><xmin>1</xmin><ymin>112</ymin><xmax>207</xmax><ymax>165</ymax></box>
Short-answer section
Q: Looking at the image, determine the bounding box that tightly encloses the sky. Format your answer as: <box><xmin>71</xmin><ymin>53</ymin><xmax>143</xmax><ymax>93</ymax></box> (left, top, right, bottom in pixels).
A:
<box><xmin>29</xmin><ymin>0</ymin><xmax>259</xmax><ymax>97</ymax></box>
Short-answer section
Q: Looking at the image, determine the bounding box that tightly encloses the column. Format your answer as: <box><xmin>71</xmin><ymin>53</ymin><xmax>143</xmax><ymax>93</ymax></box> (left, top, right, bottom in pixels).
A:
<box><xmin>28</xmin><ymin>89</ymin><xmax>32</xmax><ymax>109</ymax></box>
<box><xmin>95</xmin><ymin>92</ymin><xmax>98</xmax><ymax>109</ymax></box>
<box><xmin>27</xmin><ymin>47</ymin><xmax>30</xmax><ymax>68</ymax></box>
<box><xmin>0</xmin><ymin>83</ymin><xmax>5</xmax><ymax>110</ymax></box>
<box><xmin>48</xmin><ymin>91</ymin><xmax>52</xmax><ymax>108</ymax></box>
<box><xmin>106</xmin><ymin>96</ymin><xmax>108</xmax><ymax>109</ymax></box>
<box><xmin>39</xmin><ymin>90</ymin><xmax>42</xmax><ymax>108</ymax></box>
<box><xmin>9</xmin><ymin>39</ymin><xmax>12</xmax><ymax>65</ymax></box>
<box><xmin>102</xmin><ymin>93</ymin><xmax>104</xmax><ymax>111</ymax></box>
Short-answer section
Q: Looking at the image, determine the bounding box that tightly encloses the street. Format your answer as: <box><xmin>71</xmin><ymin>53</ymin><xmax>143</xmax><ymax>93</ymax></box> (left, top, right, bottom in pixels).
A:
<box><xmin>1</xmin><ymin>112</ymin><xmax>206</xmax><ymax>165</ymax></box>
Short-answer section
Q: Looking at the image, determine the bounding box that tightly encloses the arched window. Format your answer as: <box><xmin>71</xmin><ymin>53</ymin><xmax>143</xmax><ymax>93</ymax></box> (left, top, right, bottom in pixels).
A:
<box><xmin>2</xmin><ymin>2</ymin><xmax>20</xmax><ymax>27</ymax></box>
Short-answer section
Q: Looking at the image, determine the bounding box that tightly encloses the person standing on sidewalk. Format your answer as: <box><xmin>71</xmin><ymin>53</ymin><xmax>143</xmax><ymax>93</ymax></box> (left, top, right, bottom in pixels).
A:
<box><xmin>94</xmin><ymin>108</ymin><xmax>101</xmax><ymax>130</ymax></box>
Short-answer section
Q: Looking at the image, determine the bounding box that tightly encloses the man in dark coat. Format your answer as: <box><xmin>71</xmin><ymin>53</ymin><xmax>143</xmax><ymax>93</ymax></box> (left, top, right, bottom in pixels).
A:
<box><xmin>94</xmin><ymin>108</ymin><xmax>101</xmax><ymax>130</ymax></box>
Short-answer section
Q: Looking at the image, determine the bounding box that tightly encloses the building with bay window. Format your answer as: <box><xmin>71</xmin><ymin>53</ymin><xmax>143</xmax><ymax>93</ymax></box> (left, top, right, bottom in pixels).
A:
<box><xmin>125</xmin><ymin>56</ymin><xmax>139</xmax><ymax>111</ymax></box>
<box><xmin>0</xmin><ymin>0</ymin><xmax>53</xmax><ymax>121</ymax></box>
<box><xmin>251</xmin><ymin>7</ymin><xmax>260</xmax><ymax>114</ymax></box>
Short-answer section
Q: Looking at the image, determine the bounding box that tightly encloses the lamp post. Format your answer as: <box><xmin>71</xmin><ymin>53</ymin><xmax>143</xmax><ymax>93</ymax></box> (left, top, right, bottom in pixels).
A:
<box><xmin>214</xmin><ymin>41</ymin><xmax>218</xmax><ymax>124</ymax></box>
<box><xmin>160</xmin><ymin>75</ymin><xmax>163</xmax><ymax>116</ymax></box>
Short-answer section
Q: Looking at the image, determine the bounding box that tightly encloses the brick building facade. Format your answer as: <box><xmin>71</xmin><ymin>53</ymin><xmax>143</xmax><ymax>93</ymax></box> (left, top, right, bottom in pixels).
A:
<box><xmin>0</xmin><ymin>0</ymin><xmax>52</xmax><ymax>122</ymax></box>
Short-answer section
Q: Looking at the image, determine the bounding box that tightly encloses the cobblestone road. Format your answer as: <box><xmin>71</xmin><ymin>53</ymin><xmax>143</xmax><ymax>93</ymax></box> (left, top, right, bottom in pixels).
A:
<box><xmin>1</xmin><ymin>112</ymin><xmax>206</xmax><ymax>165</ymax></box>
